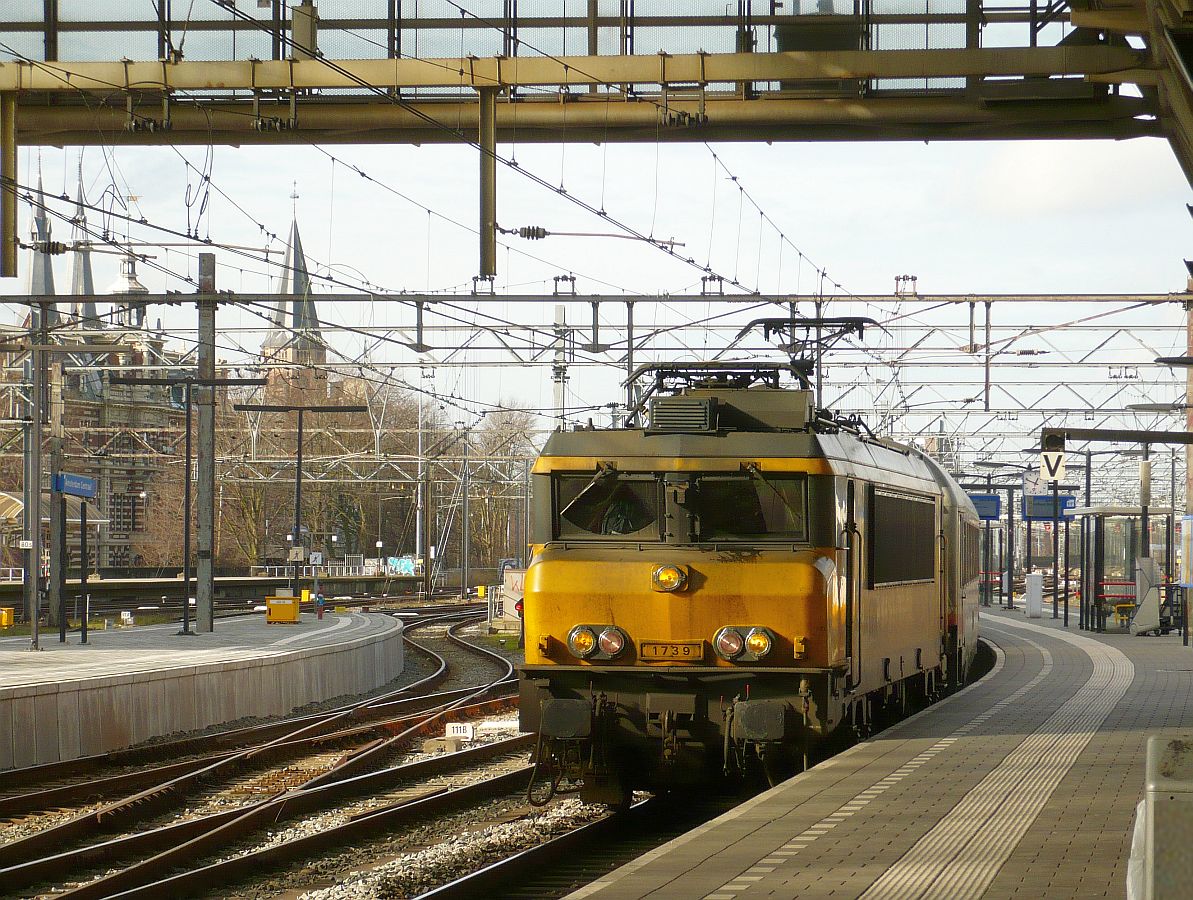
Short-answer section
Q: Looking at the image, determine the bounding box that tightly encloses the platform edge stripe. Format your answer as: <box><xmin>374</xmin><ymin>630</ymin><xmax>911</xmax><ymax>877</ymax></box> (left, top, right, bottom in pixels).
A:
<box><xmin>859</xmin><ymin>616</ymin><xmax>1133</xmax><ymax>900</ymax></box>
<box><xmin>564</xmin><ymin>640</ymin><xmax>1014</xmax><ymax>899</ymax></box>
<box><xmin>697</xmin><ymin>640</ymin><xmax>1054</xmax><ymax>897</ymax></box>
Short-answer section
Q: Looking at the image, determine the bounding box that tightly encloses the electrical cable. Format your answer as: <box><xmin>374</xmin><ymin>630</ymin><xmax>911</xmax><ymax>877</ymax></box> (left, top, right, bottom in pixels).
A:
<box><xmin>202</xmin><ymin>0</ymin><xmax>757</xmax><ymax>293</ymax></box>
<box><xmin>0</xmin><ymin>39</ymin><xmax>642</xmax><ymax>299</ymax></box>
<box><xmin>8</xmin><ymin>192</ymin><xmax>598</xmax><ymax>421</ymax></box>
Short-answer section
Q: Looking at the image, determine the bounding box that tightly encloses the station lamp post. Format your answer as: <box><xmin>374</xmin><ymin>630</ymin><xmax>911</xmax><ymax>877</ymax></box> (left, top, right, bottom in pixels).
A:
<box><xmin>112</xmin><ymin>374</ymin><xmax>266</xmax><ymax>635</ymax></box>
<box><xmin>234</xmin><ymin>403</ymin><xmax>367</xmax><ymax>597</ymax></box>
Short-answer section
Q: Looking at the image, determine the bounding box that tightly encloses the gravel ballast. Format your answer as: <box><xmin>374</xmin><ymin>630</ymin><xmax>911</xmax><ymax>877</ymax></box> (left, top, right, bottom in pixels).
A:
<box><xmin>295</xmin><ymin>798</ymin><xmax>607</xmax><ymax>899</ymax></box>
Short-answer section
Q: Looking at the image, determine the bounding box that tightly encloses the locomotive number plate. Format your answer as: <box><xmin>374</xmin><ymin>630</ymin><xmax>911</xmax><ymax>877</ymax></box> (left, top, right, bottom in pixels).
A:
<box><xmin>640</xmin><ymin>641</ymin><xmax>703</xmax><ymax>660</ymax></box>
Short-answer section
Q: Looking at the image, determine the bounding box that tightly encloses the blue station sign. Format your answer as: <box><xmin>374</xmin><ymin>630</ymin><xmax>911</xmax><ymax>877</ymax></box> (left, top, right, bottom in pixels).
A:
<box><xmin>968</xmin><ymin>494</ymin><xmax>1002</xmax><ymax>522</ymax></box>
<box><xmin>1022</xmin><ymin>494</ymin><xmax>1076</xmax><ymax>520</ymax></box>
<box><xmin>52</xmin><ymin>472</ymin><xmax>97</xmax><ymax>498</ymax></box>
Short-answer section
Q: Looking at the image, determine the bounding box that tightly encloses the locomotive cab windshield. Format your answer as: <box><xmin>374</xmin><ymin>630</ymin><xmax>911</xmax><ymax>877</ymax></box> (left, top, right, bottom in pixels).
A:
<box><xmin>551</xmin><ymin>469</ymin><xmax>809</xmax><ymax>544</ymax></box>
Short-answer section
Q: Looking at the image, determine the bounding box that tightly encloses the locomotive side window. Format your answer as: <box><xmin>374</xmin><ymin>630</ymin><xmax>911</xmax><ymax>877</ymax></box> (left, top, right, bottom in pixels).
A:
<box><xmin>696</xmin><ymin>474</ymin><xmax>808</xmax><ymax>541</ymax></box>
<box><xmin>962</xmin><ymin>520</ymin><xmax>981</xmax><ymax>585</ymax></box>
<box><xmin>554</xmin><ymin>475</ymin><xmax>661</xmax><ymax>539</ymax></box>
<box><xmin>868</xmin><ymin>488</ymin><xmax>935</xmax><ymax>587</ymax></box>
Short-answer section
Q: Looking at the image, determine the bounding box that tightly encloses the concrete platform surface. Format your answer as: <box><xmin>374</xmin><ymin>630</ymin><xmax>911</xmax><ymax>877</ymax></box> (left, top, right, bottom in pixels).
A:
<box><xmin>573</xmin><ymin>609</ymin><xmax>1181</xmax><ymax>899</ymax></box>
<box><xmin>0</xmin><ymin>612</ymin><xmax>404</xmax><ymax>769</ymax></box>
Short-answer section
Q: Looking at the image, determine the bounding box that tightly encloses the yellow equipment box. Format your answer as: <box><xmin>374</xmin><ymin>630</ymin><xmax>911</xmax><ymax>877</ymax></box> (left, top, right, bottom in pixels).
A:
<box><xmin>265</xmin><ymin>596</ymin><xmax>301</xmax><ymax>624</ymax></box>
<box><xmin>0</xmin><ymin>607</ymin><xmax>12</xmax><ymax>627</ymax></box>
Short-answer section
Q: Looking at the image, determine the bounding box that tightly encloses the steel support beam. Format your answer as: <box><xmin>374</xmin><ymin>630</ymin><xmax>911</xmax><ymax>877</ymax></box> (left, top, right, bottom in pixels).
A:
<box><xmin>478</xmin><ymin>87</ymin><xmax>497</xmax><ymax>279</ymax></box>
<box><xmin>0</xmin><ymin>47</ymin><xmax>1147</xmax><ymax>91</ymax></box>
<box><xmin>1186</xmin><ymin>297</ymin><xmax>1192</xmax><ymax>517</ymax></box>
<box><xmin>47</xmin><ymin>360</ymin><xmax>63</xmax><ymax>632</ymax></box>
<box><xmin>10</xmin><ymin>291</ymin><xmax>1189</xmax><ymax>307</ymax></box>
<box><xmin>461</xmin><ymin>432</ymin><xmax>470</xmax><ymax>599</ymax></box>
<box><xmin>12</xmin><ymin>94</ymin><xmax>1157</xmax><ymax>147</ymax></box>
<box><xmin>195</xmin><ymin>291</ymin><xmax>216</xmax><ymax>633</ymax></box>
<box><xmin>0</xmin><ymin>11</ymin><xmax>1071</xmax><ymax>34</ymax></box>
<box><xmin>0</xmin><ymin>92</ymin><xmax>15</xmax><ymax>278</ymax></box>
<box><xmin>1041</xmin><ymin>427</ymin><xmax>1193</xmax><ymax>446</ymax></box>
<box><xmin>25</xmin><ymin>304</ymin><xmax>44</xmax><ymax>649</ymax></box>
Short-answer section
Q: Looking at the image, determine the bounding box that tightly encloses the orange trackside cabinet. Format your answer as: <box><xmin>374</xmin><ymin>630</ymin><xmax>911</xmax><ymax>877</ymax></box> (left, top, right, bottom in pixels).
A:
<box><xmin>265</xmin><ymin>596</ymin><xmax>301</xmax><ymax>624</ymax></box>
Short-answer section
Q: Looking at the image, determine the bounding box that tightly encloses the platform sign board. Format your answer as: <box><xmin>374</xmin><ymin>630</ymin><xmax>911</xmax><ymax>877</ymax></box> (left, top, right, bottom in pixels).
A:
<box><xmin>52</xmin><ymin>472</ymin><xmax>96</xmax><ymax>498</ymax></box>
<box><xmin>968</xmin><ymin>494</ymin><xmax>1001</xmax><ymax>522</ymax></box>
<box><xmin>1039</xmin><ymin>450</ymin><xmax>1066</xmax><ymax>482</ymax></box>
<box><xmin>1022</xmin><ymin>494</ymin><xmax>1076</xmax><ymax>520</ymax></box>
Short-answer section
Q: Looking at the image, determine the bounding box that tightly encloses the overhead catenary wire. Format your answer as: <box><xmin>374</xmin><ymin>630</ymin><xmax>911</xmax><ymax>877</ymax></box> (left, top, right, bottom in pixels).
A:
<box><xmin>422</xmin><ymin>0</ymin><xmax>860</xmax><ymax>300</ymax></box>
<box><xmin>6</xmin><ymin>190</ymin><xmax>605</xmax><ymax>421</ymax></box>
<box><xmin>0</xmin><ymin>39</ymin><xmax>644</xmax><ymax>299</ymax></box>
<box><xmin>7</xmin><ymin>175</ymin><xmax>604</xmax><ymax>354</ymax></box>
<box><xmin>0</xmin><ymin>23</ymin><xmax>854</xmax><ymax>365</ymax></box>
<box><xmin>202</xmin><ymin>0</ymin><xmax>759</xmax><ymax>295</ymax></box>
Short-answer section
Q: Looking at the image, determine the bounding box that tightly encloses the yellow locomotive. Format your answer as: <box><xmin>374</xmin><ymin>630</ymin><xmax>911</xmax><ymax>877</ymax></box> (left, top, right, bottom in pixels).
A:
<box><xmin>519</xmin><ymin>349</ymin><xmax>980</xmax><ymax>803</ymax></box>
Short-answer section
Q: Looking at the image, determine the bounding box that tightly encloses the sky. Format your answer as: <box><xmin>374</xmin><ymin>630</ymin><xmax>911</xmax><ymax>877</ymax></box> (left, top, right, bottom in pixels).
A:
<box><xmin>1</xmin><ymin>131</ymin><xmax>1190</xmax><ymax>431</ymax></box>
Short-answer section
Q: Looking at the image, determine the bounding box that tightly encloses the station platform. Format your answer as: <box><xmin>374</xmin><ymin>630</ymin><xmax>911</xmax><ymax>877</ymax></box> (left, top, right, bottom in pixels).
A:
<box><xmin>0</xmin><ymin>611</ymin><xmax>404</xmax><ymax>770</ymax></box>
<box><xmin>574</xmin><ymin>608</ymin><xmax>1176</xmax><ymax>899</ymax></box>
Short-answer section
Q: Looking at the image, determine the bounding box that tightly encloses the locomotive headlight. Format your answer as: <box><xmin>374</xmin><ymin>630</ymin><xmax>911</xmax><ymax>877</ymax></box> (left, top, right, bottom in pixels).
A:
<box><xmin>652</xmin><ymin>564</ymin><xmax>688</xmax><ymax>592</ymax></box>
<box><xmin>714</xmin><ymin>626</ymin><xmax>745</xmax><ymax>660</ymax></box>
<box><xmin>597</xmin><ymin>626</ymin><xmax>627</xmax><ymax>657</ymax></box>
<box><xmin>745</xmin><ymin>628</ymin><xmax>773</xmax><ymax>659</ymax></box>
<box><xmin>714</xmin><ymin>626</ymin><xmax>775</xmax><ymax>662</ymax></box>
<box><xmin>567</xmin><ymin>626</ymin><xmax>598</xmax><ymax>658</ymax></box>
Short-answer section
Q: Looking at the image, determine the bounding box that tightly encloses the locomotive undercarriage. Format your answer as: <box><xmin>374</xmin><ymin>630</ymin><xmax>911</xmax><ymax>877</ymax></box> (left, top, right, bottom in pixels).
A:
<box><xmin>522</xmin><ymin>665</ymin><xmax>844</xmax><ymax>804</ymax></box>
<box><xmin>521</xmin><ymin>663</ymin><xmax>948</xmax><ymax>804</ymax></box>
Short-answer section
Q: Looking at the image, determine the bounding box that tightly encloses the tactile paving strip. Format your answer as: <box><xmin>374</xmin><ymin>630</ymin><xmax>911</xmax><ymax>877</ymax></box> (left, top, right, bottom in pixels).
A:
<box><xmin>858</xmin><ymin>617</ymin><xmax>1133</xmax><ymax>899</ymax></box>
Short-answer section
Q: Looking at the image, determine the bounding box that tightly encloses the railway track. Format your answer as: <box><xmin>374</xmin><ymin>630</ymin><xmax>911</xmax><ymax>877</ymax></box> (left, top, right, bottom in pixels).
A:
<box><xmin>3</xmin><ymin>624</ymin><xmax>989</xmax><ymax>899</ymax></box>
<box><xmin>0</xmin><ymin>611</ymin><xmax>516</xmax><ymax>898</ymax></box>
<box><xmin>72</xmin><ymin>594</ymin><xmax>477</xmax><ymax>625</ymax></box>
<box><xmin>0</xmin><ymin>607</ymin><xmax>486</xmax><ymax>806</ymax></box>
<box><xmin>421</xmin><ymin>794</ymin><xmax>748</xmax><ymax>899</ymax></box>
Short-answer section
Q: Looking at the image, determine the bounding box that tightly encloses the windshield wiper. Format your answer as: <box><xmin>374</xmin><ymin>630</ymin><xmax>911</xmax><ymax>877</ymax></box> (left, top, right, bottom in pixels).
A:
<box><xmin>560</xmin><ymin>462</ymin><xmax>618</xmax><ymax>517</ymax></box>
<box><xmin>744</xmin><ymin>463</ymin><xmax>803</xmax><ymax>527</ymax></box>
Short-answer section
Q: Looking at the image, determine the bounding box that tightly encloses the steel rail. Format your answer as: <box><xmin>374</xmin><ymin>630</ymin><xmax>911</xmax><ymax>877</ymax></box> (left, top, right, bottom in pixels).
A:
<box><xmin>0</xmin><ymin>611</ymin><xmax>468</xmax><ymax>861</ymax></box>
<box><xmin>5</xmin><ymin>737</ymin><xmax>534</xmax><ymax>897</ymax></box>
<box><xmin>301</xmin><ymin>617</ymin><xmax>515</xmax><ymax>787</ymax></box>
<box><xmin>0</xmin><ymin>607</ymin><xmax>479</xmax><ymax>795</ymax></box>
<box><xmin>419</xmin><ymin>799</ymin><xmax>656</xmax><ymax>899</ymax></box>
<box><xmin>0</xmin><ymin>681</ymin><xmax>516</xmax><ymax>818</ymax></box>
<box><xmin>35</xmin><ymin>618</ymin><xmax>518</xmax><ymax>898</ymax></box>
<box><xmin>0</xmin><ymin>615</ymin><xmax>520</xmax><ymax>895</ymax></box>
<box><xmin>99</xmin><ymin>766</ymin><xmax>536</xmax><ymax>900</ymax></box>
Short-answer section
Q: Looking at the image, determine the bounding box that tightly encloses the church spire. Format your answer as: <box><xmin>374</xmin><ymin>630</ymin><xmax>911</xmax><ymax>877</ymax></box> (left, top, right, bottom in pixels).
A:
<box><xmin>70</xmin><ymin>156</ymin><xmax>98</xmax><ymax>326</ymax></box>
<box><xmin>263</xmin><ymin>187</ymin><xmax>323</xmax><ymax>365</ymax></box>
<box><xmin>26</xmin><ymin>166</ymin><xmax>59</xmax><ymax>326</ymax></box>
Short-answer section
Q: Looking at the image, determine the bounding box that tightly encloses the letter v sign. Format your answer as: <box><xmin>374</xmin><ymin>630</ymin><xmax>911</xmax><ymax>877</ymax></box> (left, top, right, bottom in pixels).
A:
<box><xmin>1040</xmin><ymin>450</ymin><xmax>1066</xmax><ymax>482</ymax></box>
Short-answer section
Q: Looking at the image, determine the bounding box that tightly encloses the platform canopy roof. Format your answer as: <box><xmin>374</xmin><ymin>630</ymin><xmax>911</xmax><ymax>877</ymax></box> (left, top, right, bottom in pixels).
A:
<box><xmin>0</xmin><ymin>492</ymin><xmax>108</xmax><ymax>528</ymax></box>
